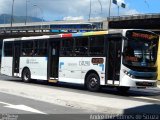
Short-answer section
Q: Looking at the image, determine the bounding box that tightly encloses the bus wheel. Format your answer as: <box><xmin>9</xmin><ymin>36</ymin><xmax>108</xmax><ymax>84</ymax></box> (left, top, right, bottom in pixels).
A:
<box><xmin>117</xmin><ymin>86</ymin><xmax>130</xmax><ymax>93</ymax></box>
<box><xmin>86</xmin><ymin>73</ymin><xmax>100</xmax><ymax>92</ymax></box>
<box><xmin>22</xmin><ymin>68</ymin><xmax>31</xmax><ymax>83</ymax></box>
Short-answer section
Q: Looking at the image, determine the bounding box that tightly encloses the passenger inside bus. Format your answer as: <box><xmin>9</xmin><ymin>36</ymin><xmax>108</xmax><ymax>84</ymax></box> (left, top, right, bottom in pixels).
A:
<box><xmin>22</xmin><ymin>50</ymin><xmax>26</xmax><ymax>56</ymax></box>
<box><xmin>124</xmin><ymin>45</ymin><xmax>138</xmax><ymax>62</ymax></box>
<box><xmin>124</xmin><ymin>45</ymin><xmax>134</xmax><ymax>57</ymax></box>
<box><xmin>30</xmin><ymin>49</ymin><xmax>37</xmax><ymax>56</ymax></box>
<box><xmin>52</xmin><ymin>44</ymin><xmax>57</xmax><ymax>56</ymax></box>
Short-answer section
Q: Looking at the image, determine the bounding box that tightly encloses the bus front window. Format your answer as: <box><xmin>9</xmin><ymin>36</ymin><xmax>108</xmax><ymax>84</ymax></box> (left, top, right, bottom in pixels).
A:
<box><xmin>123</xmin><ymin>31</ymin><xmax>158</xmax><ymax>69</ymax></box>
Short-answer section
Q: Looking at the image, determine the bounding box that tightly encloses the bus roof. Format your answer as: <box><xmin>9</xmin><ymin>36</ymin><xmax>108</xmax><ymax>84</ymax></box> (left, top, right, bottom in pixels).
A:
<box><xmin>3</xmin><ymin>31</ymin><xmax>109</xmax><ymax>41</ymax></box>
<box><xmin>3</xmin><ymin>29</ymin><xmax>157</xmax><ymax>42</ymax></box>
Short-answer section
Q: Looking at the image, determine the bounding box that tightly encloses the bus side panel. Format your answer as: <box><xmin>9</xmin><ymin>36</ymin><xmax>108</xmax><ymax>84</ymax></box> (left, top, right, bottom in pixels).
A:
<box><xmin>81</xmin><ymin>57</ymin><xmax>106</xmax><ymax>86</ymax></box>
<box><xmin>58</xmin><ymin>57</ymin><xmax>106</xmax><ymax>85</ymax></box>
<box><xmin>58</xmin><ymin>57</ymin><xmax>83</xmax><ymax>84</ymax></box>
<box><xmin>1</xmin><ymin>57</ymin><xmax>13</xmax><ymax>76</ymax></box>
<box><xmin>19</xmin><ymin>57</ymin><xmax>48</xmax><ymax>80</ymax></box>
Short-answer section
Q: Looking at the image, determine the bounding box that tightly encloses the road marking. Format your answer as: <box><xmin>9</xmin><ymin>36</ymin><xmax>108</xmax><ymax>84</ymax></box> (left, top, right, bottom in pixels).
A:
<box><xmin>0</xmin><ymin>101</ymin><xmax>11</xmax><ymax>106</ymax></box>
<box><xmin>134</xmin><ymin>97</ymin><xmax>160</xmax><ymax>102</ymax></box>
<box><xmin>0</xmin><ymin>101</ymin><xmax>46</xmax><ymax>114</ymax></box>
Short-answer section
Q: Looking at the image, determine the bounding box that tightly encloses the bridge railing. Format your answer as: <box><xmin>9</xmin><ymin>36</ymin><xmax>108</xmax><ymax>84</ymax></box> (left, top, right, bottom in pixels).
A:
<box><xmin>108</xmin><ymin>13</ymin><xmax>160</xmax><ymax>21</ymax></box>
<box><xmin>0</xmin><ymin>27</ymin><xmax>103</xmax><ymax>35</ymax></box>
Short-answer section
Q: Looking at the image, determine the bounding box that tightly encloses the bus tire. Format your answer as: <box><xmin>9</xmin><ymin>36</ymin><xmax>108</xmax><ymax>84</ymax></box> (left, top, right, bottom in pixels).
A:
<box><xmin>86</xmin><ymin>73</ymin><xmax>100</xmax><ymax>92</ymax></box>
<box><xmin>117</xmin><ymin>86</ymin><xmax>130</xmax><ymax>93</ymax></box>
<box><xmin>22</xmin><ymin>68</ymin><xmax>31</xmax><ymax>83</ymax></box>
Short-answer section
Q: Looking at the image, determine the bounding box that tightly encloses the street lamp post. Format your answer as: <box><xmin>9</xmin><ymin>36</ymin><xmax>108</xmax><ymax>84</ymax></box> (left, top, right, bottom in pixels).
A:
<box><xmin>33</xmin><ymin>5</ymin><xmax>44</xmax><ymax>29</ymax></box>
<box><xmin>3</xmin><ymin>14</ymin><xmax>6</xmax><ymax>31</ymax></box>
<box><xmin>3</xmin><ymin>14</ymin><xmax>6</xmax><ymax>24</ymax></box>
<box><xmin>25</xmin><ymin>0</ymin><xmax>29</xmax><ymax>25</ymax></box>
<box><xmin>118</xmin><ymin>5</ymin><xmax>120</xmax><ymax>16</ymax></box>
<box><xmin>108</xmin><ymin>0</ymin><xmax>112</xmax><ymax>19</ymax></box>
<box><xmin>11</xmin><ymin>0</ymin><xmax>15</xmax><ymax>28</ymax></box>
<box><xmin>89</xmin><ymin>0</ymin><xmax>92</xmax><ymax>21</ymax></box>
<box><xmin>107</xmin><ymin>0</ymin><xmax>112</xmax><ymax>30</ymax></box>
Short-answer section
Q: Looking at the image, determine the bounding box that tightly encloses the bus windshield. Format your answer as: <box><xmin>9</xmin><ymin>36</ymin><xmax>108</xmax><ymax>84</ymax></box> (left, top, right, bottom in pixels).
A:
<box><xmin>123</xmin><ymin>30</ymin><xmax>159</xmax><ymax>68</ymax></box>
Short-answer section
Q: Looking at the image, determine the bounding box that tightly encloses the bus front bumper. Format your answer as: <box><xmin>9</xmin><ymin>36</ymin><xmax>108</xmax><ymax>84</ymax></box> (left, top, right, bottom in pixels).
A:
<box><xmin>120</xmin><ymin>75</ymin><xmax>157</xmax><ymax>88</ymax></box>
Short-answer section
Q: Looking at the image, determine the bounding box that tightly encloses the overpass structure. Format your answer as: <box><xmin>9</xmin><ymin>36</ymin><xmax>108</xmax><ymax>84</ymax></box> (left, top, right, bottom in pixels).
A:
<box><xmin>0</xmin><ymin>20</ymin><xmax>105</xmax><ymax>41</ymax></box>
<box><xmin>0</xmin><ymin>19</ymin><xmax>104</xmax><ymax>35</ymax></box>
<box><xmin>108</xmin><ymin>13</ymin><xmax>160</xmax><ymax>34</ymax></box>
<box><xmin>0</xmin><ymin>13</ymin><xmax>160</xmax><ymax>38</ymax></box>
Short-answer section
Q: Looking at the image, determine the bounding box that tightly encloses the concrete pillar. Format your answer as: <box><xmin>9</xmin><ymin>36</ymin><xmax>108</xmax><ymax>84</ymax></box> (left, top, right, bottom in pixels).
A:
<box><xmin>102</xmin><ymin>20</ymin><xmax>109</xmax><ymax>30</ymax></box>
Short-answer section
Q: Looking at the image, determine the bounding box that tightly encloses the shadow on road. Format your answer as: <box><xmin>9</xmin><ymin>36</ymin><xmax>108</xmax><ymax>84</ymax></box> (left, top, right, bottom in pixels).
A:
<box><xmin>102</xmin><ymin>104</ymin><xmax>160</xmax><ymax>120</ymax></box>
<box><xmin>124</xmin><ymin>104</ymin><xmax>160</xmax><ymax>114</ymax></box>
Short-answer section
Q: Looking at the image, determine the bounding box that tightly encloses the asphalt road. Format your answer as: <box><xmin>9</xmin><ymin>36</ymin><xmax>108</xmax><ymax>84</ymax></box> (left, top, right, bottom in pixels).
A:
<box><xmin>0</xmin><ymin>92</ymin><xmax>92</xmax><ymax>120</ymax></box>
<box><xmin>0</xmin><ymin>74</ymin><xmax>93</xmax><ymax>120</ymax></box>
<box><xmin>0</xmin><ymin>74</ymin><xmax>160</xmax><ymax>104</ymax></box>
<box><xmin>0</xmin><ymin>74</ymin><xmax>160</xmax><ymax>119</ymax></box>
<box><xmin>0</xmin><ymin>92</ymin><xmax>90</xmax><ymax>114</ymax></box>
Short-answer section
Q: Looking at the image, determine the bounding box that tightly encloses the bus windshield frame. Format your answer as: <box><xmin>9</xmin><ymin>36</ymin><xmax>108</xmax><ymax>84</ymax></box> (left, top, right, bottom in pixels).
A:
<box><xmin>122</xmin><ymin>30</ymin><xmax>159</xmax><ymax>71</ymax></box>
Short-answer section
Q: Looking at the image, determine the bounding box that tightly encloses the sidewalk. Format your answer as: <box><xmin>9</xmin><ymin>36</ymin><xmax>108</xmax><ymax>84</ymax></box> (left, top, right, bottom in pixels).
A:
<box><xmin>0</xmin><ymin>79</ymin><xmax>160</xmax><ymax>114</ymax></box>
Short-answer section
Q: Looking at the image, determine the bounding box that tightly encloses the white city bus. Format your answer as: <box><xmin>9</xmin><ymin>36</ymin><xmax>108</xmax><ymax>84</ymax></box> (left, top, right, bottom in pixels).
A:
<box><xmin>1</xmin><ymin>30</ymin><xmax>159</xmax><ymax>92</ymax></box>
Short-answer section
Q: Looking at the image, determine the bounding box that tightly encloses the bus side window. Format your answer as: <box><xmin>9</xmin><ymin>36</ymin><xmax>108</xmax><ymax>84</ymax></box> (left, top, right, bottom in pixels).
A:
<box><xmin>74</xmin><ymin>37</ymin><xmax>89</xmax><ymax>56</ymax></box>
<box><xmin>34</xmin><ymin>40</ymin><xmax>47</xmax><ymax>56</ymax></box>
<box><xmin>21</xmin><ymin>40</ymin><xmax>33</xmax><ymax>56</ymax></box>
<box><xmin>4</xmin><ymin>42</ymin><xmax>13</xmax><ymax>57</ymax></box>
<box><xmin>60</xmin><ymin>38</ymin><xmax>74</xmax><ymax>57</ymax></box>
<box><xmin>89</xmin><ymin>36</ymin><xmax>105</xmax><ymax>56</ymax></box>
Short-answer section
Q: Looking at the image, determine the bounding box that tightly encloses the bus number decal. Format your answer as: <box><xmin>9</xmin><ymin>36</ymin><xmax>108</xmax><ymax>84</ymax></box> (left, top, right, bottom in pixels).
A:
<box><xmin>79</xmin><ymin>61</ymin><xmax>90</xmax><ymax>66</ymax></box>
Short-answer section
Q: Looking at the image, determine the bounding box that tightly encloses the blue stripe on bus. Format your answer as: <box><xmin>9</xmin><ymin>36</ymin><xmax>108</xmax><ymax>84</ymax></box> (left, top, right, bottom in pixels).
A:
<box><xmin>129</xmin><ymin>70</ymin><xmax>157</xmax><ymax>77</ymax></box>
<box><xmin>72</xmin><ymin>33</ymin><xmax>83</xmax><ymax>37</ymax></box>
<box><xmin>99</xmin><ymin>64</ymin><xmax>104</xmax><ymax>71</ymax></box>
<box><xmin>60</xmin><ymin>62</ymin><xmax>64</xmax><ymax>69</ymax></box>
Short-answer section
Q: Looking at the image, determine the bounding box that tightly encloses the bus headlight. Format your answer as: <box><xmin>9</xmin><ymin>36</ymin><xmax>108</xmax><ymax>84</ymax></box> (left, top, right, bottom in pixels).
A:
<box><xmin>123</xmin><ymin>70</ymin><xmax>135</xmax><ymax>78</ymax></box>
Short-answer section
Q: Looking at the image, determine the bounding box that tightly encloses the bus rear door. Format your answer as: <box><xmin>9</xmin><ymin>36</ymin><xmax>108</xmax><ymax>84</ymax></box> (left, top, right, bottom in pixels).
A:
<box><xmin>13</xmin><ymin>41</ymin><xmax>21</xmax><ymax>76</ymax></box>
<box><xmin>48</xmin><ymin>40</ymin><xmax>60</xmax><ymax>81</ymax></box>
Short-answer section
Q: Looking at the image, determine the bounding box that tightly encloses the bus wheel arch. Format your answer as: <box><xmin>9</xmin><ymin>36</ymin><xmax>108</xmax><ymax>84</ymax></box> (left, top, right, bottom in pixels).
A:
<box><xmin>21</xmin><ymin>67</ymin><xmax>31</xmax><ymax>83</ymax></box>
<box><xmin>85</xmin><ymin>70</ymin><xmax>100</xmax><ymax>92</ymax></box>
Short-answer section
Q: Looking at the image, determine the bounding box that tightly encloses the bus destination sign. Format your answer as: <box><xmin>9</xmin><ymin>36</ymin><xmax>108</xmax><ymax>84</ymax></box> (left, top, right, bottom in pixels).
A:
<box><xmin>132</xmin><ymin>32</ymin><xmax>158</xmax><ymax>40</ymax></box>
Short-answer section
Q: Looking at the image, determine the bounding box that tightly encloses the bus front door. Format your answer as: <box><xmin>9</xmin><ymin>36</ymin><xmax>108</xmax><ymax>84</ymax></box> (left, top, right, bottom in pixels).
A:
<box><xmin>49</xmin><ymin>41</ymin><xmax>60</xmax><ymax>79</ymax></box>
<box><xmin>107</xmin><ymin>38</ymin><xmax>122</xmax><ymax>84</ymax></box>
<box><xmin>13</xmin><ymin>41</ymin><xmax>21</xmax><ymax>75</ymax></box>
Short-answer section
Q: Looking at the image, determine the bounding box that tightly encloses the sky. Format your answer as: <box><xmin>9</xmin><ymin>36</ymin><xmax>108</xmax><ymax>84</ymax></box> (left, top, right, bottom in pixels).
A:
<box><xmin>0</xmin><ymin>0</ymin><xmax>159</xmax><ymax>21</ymax></box>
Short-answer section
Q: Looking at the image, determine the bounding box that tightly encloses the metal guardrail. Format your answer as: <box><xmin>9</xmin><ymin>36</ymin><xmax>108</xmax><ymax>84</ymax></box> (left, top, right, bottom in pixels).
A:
<box><xmin>0</xmin><ymin>28</ymin><xmax>103</xmax><ymax>36</ymax></box>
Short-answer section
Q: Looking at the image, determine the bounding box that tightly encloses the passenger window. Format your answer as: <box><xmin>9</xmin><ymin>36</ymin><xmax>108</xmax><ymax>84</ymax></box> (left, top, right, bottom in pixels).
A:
<box><xmin>89</xmin><ymin>36</ymin><xmax>105</xmax><ymax>56</ymax></box>
<box><xmin>22</xmin><ymin>41</ymin><xmax>33</xmax><ymax>56</ymax></box>
<box><xmin>4</xmin><ymin>42</ymin><xmax>13</xmax><ymax>57</ymax></box>
<box><xmin>34</xmin><ymin>40</ymin><xmax>47</xmax><ymax>56</ymax></box>
<box><xmin>74</xmin><ymin>37</ymin><xmax>89</xmax><ymax>56</ymax></box>
<box><xmin>60</xmin><ymin>38</ymin><xmax>74</xmax><ymax>57</ymax></box>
